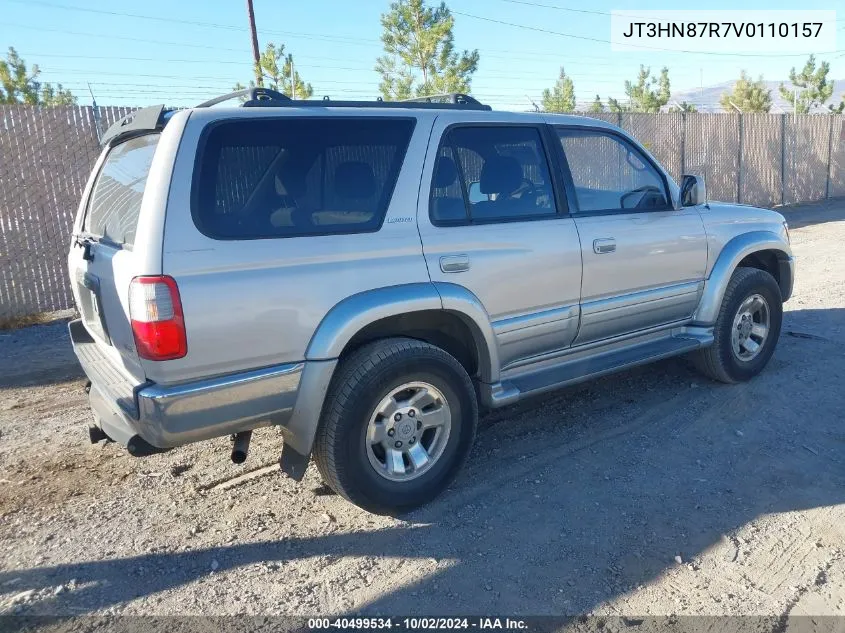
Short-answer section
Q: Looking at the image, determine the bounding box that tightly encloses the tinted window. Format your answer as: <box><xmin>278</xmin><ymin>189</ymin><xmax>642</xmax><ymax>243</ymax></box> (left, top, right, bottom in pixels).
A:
<box><xmin>85</xmin><ymin>133</ymin><xmax>160</xmax><ymax>246</ymax></box>
<box><xmin>557</xmin><ymin>129</ymin><xmax>669</xmax><ymax>213</ymax></box>
<box><xmin>195</xmin><ymin>117</ymin><xmax>414</xmax><ymax>239</ymax></box>
<box><xmin>430</xmin><ymin>126</ymin><xmax>557</xmax><ymax>225</ymax></box>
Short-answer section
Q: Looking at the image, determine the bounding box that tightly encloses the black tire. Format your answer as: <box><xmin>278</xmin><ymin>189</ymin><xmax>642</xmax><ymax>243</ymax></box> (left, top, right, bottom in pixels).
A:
<box><xmin>313</xmin><ymin>337</ymin><xmax>478</xmax><ymax>514</ymax></box>
<box><xmin>692</xmin><ymin>267</ymin><xmax>783</xmax><ymax>384</ymax></box>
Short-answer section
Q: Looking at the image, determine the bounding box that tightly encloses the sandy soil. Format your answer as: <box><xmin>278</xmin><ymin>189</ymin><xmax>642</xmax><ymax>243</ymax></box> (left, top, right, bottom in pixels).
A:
<box><xmin>1</xmin><ymin>199</ymin><xmax>843</xmax><ymax>620</ymax></box>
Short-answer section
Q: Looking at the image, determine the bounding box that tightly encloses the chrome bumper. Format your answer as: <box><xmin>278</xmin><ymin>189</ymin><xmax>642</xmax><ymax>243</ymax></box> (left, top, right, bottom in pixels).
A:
<box><xmin>69</xmin><ymin>320</ymin><xmax>330</xmax><ymax>458</ymax></box>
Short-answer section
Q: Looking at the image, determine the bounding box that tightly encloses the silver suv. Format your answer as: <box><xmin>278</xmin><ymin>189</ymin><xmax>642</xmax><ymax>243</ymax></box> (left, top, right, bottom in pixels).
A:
<box><xmin>69</xmin><ymin>89</ymin><xmax>794</xmax><ymax>513</ymax></box>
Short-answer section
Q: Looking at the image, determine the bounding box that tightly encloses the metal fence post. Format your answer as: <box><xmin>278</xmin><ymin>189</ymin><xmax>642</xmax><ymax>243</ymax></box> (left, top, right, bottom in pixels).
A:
<box><xmin>780</xmin><ymin>114</ymin><xmax>786</xmax><ymax>206</ymax></box>
<box><xmin>736</xmin><ymin>114</ymin><xmax>743</xmax><ymax>203</ymax></box>
<box><xmin>825</xmin><ymin>115</ymin><xmax>834</xmax><ymax>199</ymax></box>
<box><xmin>680</xmin><ymin>112</ymin><xmax>686</xmax><ymax>176</ymax></box>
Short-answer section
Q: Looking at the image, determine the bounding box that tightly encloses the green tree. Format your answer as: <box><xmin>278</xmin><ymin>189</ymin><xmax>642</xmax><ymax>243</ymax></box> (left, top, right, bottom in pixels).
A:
<box><xmin>605</xmin><ymin>66</ymin><xmax>669</xmax><ymax>113</ymax></box>
<box><xmin>626</xmin><ymin>65</ymin><xmax>670</xmax><ymax>112</ymax></box>
<box><xmin>669</xmin><ymin>101</ymin><xmax>697</xmax><ymax>113</ymax></box>
<box><xmin>587</xmin><ymin>94</ymin><xmax>604</xmax><ymax>113</ymax></box>
<box><xmin>541</xmin><ymin>67</ymin><xmax>575</xmax><ymax>113</ymax></box>
<box><xmin>235</xmin><ymin>43</ymin><xmax>313</xmax><ymax>99</ymax></box>
<box><xmin>375</xmin><ymin>0</ymin><xmax>479</xmax><ymax>101</ymax></box>
<box><xmin>606</xmin><ymin>97</ymin><xmax>625</xmax><ymax>113</ymax></box>
<box><xmin>827</xmin><ymin>93</ymin><xmax>844</xmax><ymax>114</ymax></box>
<box><xmin>720</xmin><ymin>71</ymin><xmax>772</xmax><ymax>113</ymax></box>
<box><xmin>0</xmin><ymin>47</ymin><xmax>75</xmax><ymax>105</ymax></box>
<box><xmin>779</xmin><ymin>55</ymin><xmax>833</xmax><ymax>114</ymax></box>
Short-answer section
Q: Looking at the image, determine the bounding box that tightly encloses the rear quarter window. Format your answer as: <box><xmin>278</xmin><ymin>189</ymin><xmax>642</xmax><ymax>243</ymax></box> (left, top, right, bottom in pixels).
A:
<box><xmin>193</xmin><ymin>117</ymin><xmax>415</xmax><ymax>239</ymax></box>
<box><xmin>84</xmin><ymin>133</ymin><xmax>160</xmax><ymax>247</ymax></box>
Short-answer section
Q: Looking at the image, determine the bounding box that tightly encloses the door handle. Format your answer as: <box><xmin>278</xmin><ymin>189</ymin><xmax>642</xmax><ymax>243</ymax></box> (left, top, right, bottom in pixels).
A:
<box><xmin>593</xmin><ymin>238</ymin><xmax>616</xmax><ymax>254</ymax></box>
<box><xmin>440</xmin><ymin>255</ymin><xmax>470</xmax><ymax>273</ymax></box>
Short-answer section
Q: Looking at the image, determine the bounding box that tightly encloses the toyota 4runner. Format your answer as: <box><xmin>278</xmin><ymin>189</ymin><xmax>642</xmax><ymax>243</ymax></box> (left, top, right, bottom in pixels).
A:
<box><xmin>68</xmin><ymin>89</ymin><xmax>794</xmax><ymax>514</ymax></box>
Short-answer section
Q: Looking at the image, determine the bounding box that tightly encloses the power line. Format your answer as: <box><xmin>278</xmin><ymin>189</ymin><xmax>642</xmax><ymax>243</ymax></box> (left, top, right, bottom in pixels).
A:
<box><xmin>7</xmin><ymin>0</ymin><xmax>382</xmax><ymax>46</ymax></box>
<box><xmin>452</xmin><ymin>11</ymin><xmax>844</xmax><ymax>57</ymax></box>
<box><xmin>491</xmin><ymin>0</ymin><xmax>845</xmax><ymax>24</ymax></box>
<box><xmin>14</xmin><ymin>1</ymin><xmax>827</xmax><ymax>64</ymax></box>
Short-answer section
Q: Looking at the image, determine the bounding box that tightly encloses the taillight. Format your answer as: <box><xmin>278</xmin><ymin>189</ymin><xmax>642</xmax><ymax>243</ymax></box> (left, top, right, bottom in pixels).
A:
<box><xmin>128</xmin><ymin>276</ymin><xmax>187</xmax><ymax>361</ymax></box>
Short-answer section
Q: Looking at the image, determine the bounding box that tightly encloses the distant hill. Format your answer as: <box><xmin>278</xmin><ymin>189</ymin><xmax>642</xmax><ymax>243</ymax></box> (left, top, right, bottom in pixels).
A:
<box><xmin>669</xmin><ymin>79</ymin><xmax>845</xmax><ymax>113</ymax></box>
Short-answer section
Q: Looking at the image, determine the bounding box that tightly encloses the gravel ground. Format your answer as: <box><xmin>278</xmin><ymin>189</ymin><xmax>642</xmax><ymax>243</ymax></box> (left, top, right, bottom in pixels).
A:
<box><xmin>1</xmin><ymin>199</ymin><xmax>844</xmax><ymax>619</ymax></box>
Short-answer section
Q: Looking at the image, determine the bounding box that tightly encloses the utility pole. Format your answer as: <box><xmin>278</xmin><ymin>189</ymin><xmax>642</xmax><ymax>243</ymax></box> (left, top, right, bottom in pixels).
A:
<box><xmin>246</xmin><ymin>0</ymin><xmax>263</xmax><ymax>87</ymax></box>
<box><xmin>290</xmin><ymin>58</ymin><xmax>296</xmax><ymax>99</ymax></box>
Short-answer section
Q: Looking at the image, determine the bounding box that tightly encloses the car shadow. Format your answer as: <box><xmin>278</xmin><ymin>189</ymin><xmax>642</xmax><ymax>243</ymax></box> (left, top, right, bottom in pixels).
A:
<box><xmin>1</xmin><ymin>308</ymin><xmax>844</xmax><ymax>616</ymax></box>
<box><xmin>777</xmin><ymin>197</ymin><xmax>845</xmax><ymax>230</ymax></box>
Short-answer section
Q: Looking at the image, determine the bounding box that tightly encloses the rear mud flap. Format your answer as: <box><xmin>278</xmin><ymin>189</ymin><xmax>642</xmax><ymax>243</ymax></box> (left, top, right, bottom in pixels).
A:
<box><xmin>280</xmin><ymin>444</ymin><xmax>309</xmax><ymax>481</ymax></box>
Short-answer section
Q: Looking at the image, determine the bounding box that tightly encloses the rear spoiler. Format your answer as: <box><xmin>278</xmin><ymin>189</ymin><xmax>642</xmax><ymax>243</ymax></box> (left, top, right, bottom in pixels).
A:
<box><xmin>100</xmin><ymin>105</ymin><xmax>167</xmax><ymax>146</ymax></box>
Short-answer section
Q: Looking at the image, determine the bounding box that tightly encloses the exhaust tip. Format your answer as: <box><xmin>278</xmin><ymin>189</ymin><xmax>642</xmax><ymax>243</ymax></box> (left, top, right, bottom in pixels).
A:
<box><xmin>231</xmin><ymin>431</ymin><xmax>252</xmax><ymax>464</ymax></box>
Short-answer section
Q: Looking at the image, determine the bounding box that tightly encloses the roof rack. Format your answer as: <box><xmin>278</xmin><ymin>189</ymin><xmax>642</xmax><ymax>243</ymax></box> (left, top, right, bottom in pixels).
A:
<box><xmin>400</xmin><ymin>93</ymin><xmax>486</xmax><ymax>106</ymax></box>
<box><xmin>194</xmin><ymin>89</ymin><xmax>491</xmax><ymax>111</ymax></box>
<box><xmin>196</xmin><ymin>87</ymin><xmax>292</xmax><ymax>108</ymax></box>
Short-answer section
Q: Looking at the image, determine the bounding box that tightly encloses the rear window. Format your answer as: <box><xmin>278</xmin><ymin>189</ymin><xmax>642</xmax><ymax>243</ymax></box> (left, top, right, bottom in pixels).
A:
<box><xmin>84</xmin><ymin>133</ymin><xmax>160</xmax><ymax>247</ymax></box>
<box><xmin>193</xmin><ymin>117</ymin><xmax>415</xmax><ymax>239</ymax></box>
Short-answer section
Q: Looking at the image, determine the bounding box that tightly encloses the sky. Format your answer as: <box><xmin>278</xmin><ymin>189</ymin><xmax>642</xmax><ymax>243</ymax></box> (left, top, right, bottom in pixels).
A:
<box><xmin>1</xmin><ymin>0</ymin><xmax>843</xmax><ymax>111</ymax></box>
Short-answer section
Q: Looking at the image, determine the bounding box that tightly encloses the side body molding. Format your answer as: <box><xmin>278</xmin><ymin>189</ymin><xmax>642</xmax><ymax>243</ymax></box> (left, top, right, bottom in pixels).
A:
<box><xmin>693</xmin><ymin>230</ymin><xmax>793</xmax><ymax>326</ymax></box>
<box><xmin>305</xmin><ymin>282</ymin><xmax>500</xmax><ymax>383</ymax></box>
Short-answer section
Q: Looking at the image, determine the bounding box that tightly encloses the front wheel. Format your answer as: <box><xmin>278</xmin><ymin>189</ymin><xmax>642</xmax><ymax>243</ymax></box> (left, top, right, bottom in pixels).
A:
<box><xmin>692</xmin><ymin>267</ymin><xmax>783</xmax><ymax>384</ymax></box>
<box><xmin>313</xmin><ymin>337</ymin><xmax>478</xmax><ymax>514</ymax></box>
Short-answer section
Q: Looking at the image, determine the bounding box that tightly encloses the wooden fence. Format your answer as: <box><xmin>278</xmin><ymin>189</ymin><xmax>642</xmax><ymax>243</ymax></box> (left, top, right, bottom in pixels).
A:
<box><xmin>0</xmin><ymin>106</ymin><xmax>843</xmax><ymax>320</ymax></box>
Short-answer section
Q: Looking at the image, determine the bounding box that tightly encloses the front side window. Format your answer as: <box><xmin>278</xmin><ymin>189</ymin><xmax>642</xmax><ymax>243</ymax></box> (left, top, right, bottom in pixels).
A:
<box><xmin>85</xmin><ymin>133</ymin><xmax>160</xmax><ymax>247</ymax></box>
<box><xmin>194</xmin><ymin>117</ymin><xmax>415</xmax><ymax>239</ymax></box>
<box><xmin>430</xmin><ymin>126</ymin><xmax>558</xmax><ymax>225</ymax></box>
<box><xmin>557</xmin><ymin>129</ymin><xmax>669</xmax><ymax>213</ymax></box>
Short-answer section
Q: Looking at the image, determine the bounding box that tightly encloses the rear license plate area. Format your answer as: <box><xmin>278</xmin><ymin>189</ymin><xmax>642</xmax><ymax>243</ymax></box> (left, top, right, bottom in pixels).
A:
<box><xmin>76</xmin><ymin>271</ymin><xmax>111</xmax><ymax>344</ymax></box>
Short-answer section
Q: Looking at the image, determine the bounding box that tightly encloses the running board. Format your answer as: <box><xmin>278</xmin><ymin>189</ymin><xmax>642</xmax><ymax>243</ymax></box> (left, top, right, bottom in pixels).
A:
<box><xmin>482</xmin><ymin>334</ymin><xmax>711</xmax><ymax>408</ymax></box>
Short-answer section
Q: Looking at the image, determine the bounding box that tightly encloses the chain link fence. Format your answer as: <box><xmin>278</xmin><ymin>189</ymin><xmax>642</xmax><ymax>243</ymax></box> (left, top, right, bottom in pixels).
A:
<box><xmin>1</xmin><ymin>106</ymin><xmax>844</xmax><ymax>321</ymax></box>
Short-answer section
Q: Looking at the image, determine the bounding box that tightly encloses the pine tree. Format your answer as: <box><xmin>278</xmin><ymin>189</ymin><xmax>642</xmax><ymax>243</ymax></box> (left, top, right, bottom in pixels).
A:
<box><xmin>605</xmin><ymin>66</ymin><xmax>670</xmax><ymax>113</ymax></box>
<box><xmin>587</xmin><ymin>95</ymin><xmax>604</xmax><ymax>113</ymax></box>
<box><xmin>0</xmin><ymin>47</ymin><xmax>75</xmax><ymax>105</ymax></box>
<box><xmin>541</xmin><ymin>67</ymin><xmax>575</xmax><ymax>113</ymax></box>
<box><xmin>778</xmin><ymin>55</ymin><xmax>833</xmax><ymax>114</ymax></box>
<box><xmin>235</xmin><ymin>43</ymin><xmax>313</xmax><ymax>99</ymax></box>
<box><xmin>720</xmin><ymin>71</ymin><xmax>772</xmax><ymax>113</ymax></box>
<box><xmin>375</xmin><ymin>0</ymin><xmax>479</xmax><ymax>100</ymax></box>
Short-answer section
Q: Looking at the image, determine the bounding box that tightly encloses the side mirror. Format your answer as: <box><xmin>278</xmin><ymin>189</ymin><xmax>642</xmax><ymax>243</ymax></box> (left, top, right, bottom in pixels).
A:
<box><xmin>681</xmin><ymin>174</ymin><xmax>706</xmax><ymax>207</ymax></box>
<box><xmin>467</xmin><ymin>181</ymin><xmax>486</xmax><ymax>204</ymax></box>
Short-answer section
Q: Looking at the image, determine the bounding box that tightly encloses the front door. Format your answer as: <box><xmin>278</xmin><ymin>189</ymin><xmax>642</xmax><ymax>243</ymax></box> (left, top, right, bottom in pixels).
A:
<box><xmin>554</xmin><ymin>126</ymin><xmax>708</xmax><ymax>345</ymax></box>
<box><xmin>418</xmin><ymin>122</ymin><xmax>583</xmax><ymax>369</ymax></box>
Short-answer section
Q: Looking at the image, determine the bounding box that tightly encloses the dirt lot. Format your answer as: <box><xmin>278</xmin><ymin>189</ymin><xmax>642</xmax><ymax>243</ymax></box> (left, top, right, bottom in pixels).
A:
<box><xmin>1</xmin><ymin>200</ymin><xmax>844</xmax><ymax>619</ymax></box>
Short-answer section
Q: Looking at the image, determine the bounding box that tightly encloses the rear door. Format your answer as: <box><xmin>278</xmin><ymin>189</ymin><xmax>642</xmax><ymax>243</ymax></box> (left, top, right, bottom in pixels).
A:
<box><xmin>68</xmin><ymin>133</ymin><xmax>161</xmax><ymax>381</ymax></box>
<box><xmin>418</xmin><ymin>121</ymin><xmax>583</xmax><ymax>370</ymax></box>
<box><xmin>553</xmin><ymin>126</ymin><xmax>708</xmax><ymax>345</ymax></box>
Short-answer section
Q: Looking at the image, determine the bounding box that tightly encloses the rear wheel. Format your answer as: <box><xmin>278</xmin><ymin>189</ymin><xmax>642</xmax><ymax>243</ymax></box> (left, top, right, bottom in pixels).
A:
<box><xmin>313</xmin><ymin>337</ymin><xmax>478</xmax><ymax>514</ymax></box>
<box><xmin>692</xmin><ymin>267</ymin><xmax>783</xmax><ymax>383</ymax></box>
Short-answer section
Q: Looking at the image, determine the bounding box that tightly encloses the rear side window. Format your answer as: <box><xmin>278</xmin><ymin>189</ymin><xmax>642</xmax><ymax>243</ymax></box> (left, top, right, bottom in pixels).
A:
<box><xmin>430</xmin><ymin>126</ymin><xmax>558</xmax><ymax>225</ymax></box>
<box><xmin>194</xmin><ymin>117</ymin><xmax>415</xmax><ymax>239</ymax></box>
<box><xmin>84</xmin><ymin>133</ymin><xmax>160</xmax><ymax>247</ymax></box>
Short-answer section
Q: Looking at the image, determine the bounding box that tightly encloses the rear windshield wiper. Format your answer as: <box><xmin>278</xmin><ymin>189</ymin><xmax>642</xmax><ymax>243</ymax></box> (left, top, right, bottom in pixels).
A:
<box><xmin>73</xmin><ymin>231</ymin><xmax>101</xmax><ymax>247</ymax></box>
<box><xmin>73</xmin><ymin>231</ymin><xmax>123</xmax><ymax>259</ymax></box>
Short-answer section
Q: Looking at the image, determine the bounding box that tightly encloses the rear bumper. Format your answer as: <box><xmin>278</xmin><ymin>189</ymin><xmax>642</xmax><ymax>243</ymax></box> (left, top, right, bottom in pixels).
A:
<box><xmin>69</xmin><ymin>320</ymin><xmax>330</xmax><ymax>457</ymax></box>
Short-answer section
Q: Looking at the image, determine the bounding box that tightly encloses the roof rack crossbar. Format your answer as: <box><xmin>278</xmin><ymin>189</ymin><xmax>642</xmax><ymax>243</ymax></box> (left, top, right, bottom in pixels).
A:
<box><xmin>400</xmin><ymin>93</ymin><xmax>484</xmax><ymax>106</ymax></box>
<box><xmin>196</xmin><ymin>87</ymin><xmax>292</xmax><ymax>108</ymax></box>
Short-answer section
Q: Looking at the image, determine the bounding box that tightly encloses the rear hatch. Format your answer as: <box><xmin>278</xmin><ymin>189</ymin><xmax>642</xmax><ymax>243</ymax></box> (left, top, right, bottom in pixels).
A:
<box><xmin>69</xmin><ymin>131</ymin><xmax>162</xmax><ymax>383</ymax></box>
